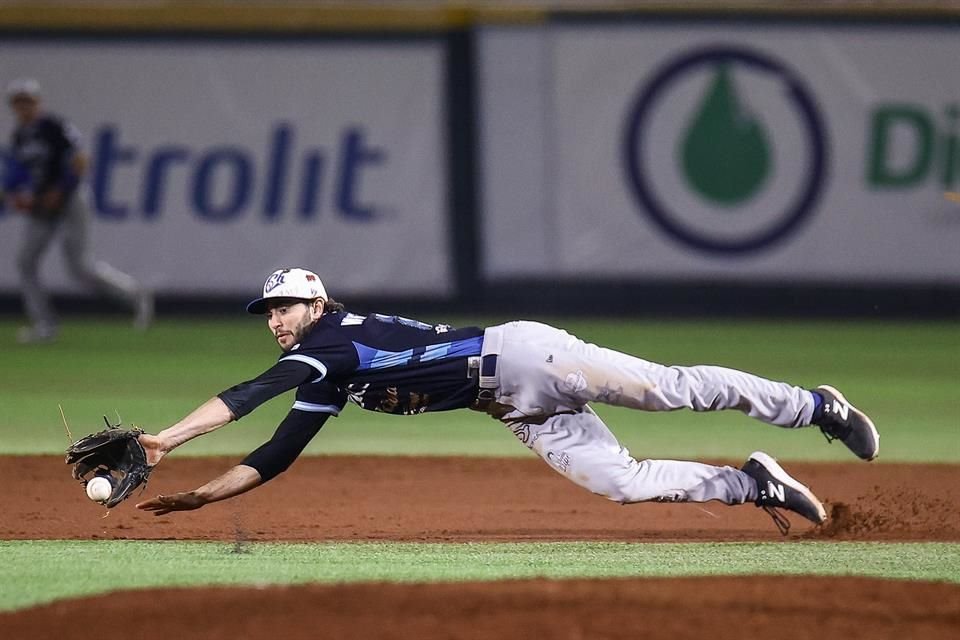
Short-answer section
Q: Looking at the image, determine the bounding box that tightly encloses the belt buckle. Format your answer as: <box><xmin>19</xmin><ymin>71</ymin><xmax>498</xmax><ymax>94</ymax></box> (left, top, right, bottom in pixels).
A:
<box><xmin>476</xmin><ymin>388</ymin><xmax>495</xmax><ymax>402</ymax></box>
<box><xmin>473</xmin><ymin>388</ymin><xmax>496</xmax><ymax>412</ymax></box>
<box><xmin>474</xmin><ymin>388</ymin><xmax>496</xmax><ymax>409</ymax></box>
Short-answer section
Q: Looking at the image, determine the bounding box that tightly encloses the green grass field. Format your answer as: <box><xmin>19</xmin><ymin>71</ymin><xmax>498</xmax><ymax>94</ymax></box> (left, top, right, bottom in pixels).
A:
<box><xmin>2</xmin><ymin>540</ymin><xmax>958</xmax><ymax>612</ymax></box>
<box><xmin>1</xmin><ymin>317</ymin><xmax>957</xmax><ymax>461</ymax></box>
<box><xmin>2</xmin><ymin>317</ymin><xmax>958</xmax><ymax>613</ymax></box>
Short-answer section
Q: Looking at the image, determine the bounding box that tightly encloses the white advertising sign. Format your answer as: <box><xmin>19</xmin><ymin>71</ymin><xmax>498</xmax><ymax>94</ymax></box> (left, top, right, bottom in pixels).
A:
<box><xmin>480</xmin><ymin>25</ymin><xmax>960</xmax><ymax>283</ymax></box>
<box><xmin>0</xmin><ymin>40</ymin><xmax>450</xmax><ymax>296</ymax></box>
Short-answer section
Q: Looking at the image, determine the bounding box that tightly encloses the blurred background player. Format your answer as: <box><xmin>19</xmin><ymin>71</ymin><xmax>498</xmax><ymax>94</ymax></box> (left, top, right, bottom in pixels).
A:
<box><xmin>4</xmin><ymin>77</ymin><xmax>152</xmax><ymax>343</ymax></box>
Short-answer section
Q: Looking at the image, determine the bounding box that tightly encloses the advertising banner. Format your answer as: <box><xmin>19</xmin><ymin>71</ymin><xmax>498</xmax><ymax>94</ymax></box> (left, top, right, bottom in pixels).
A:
<box><xmin>479</xmin><ymin>24</ymin><xmax>960</xmax><ymax>283</ymax></box>
<box><xmin>0</xmin><ymin>39</ymin><xmax>450</xmax><ymax>296</ymax></box>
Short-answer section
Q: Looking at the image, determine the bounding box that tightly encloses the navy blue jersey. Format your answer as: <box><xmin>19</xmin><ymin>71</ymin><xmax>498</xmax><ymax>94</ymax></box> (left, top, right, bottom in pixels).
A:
<box><xmin>5</xmin><ymin>113</ymin><xmax>81</xmax><ymax>198</ymax></box>
<box><xmin>221</xmin><ymin>310</ymin><xmax>484</xmax><ymax>482</ymax></box>
<box><xmin>284</xmin><ymin>311</ymin><xmax>484</xmax><ymax>416</ymax></box>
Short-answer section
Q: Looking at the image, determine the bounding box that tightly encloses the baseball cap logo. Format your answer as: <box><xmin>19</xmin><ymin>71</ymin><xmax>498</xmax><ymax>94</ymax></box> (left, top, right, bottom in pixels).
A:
<box><xmin>247</xmin><ymin>267</ymin><xmax>327</xmax><ymax>315</ymax></box>
<box><xmin>263</xmin><ymin>270</ymin><xmax>288</xmax><ymax>294</ymax></box>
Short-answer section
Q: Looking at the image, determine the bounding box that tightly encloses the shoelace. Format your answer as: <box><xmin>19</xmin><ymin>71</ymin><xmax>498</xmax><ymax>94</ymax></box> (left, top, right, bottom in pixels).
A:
<box><xmin>819</xmin><ymin>422</ymin><xmax>852</xmax><ymax>445</ymax></box>
<box><xmin>761</xmin><ymin>506</ymin><xmax>791</xmax><ymax>536</ymax></box>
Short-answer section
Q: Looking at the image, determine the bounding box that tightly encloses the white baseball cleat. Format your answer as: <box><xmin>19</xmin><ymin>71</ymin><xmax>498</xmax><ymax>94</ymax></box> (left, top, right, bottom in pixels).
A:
<box><xmin>741</xmin><ymin>451</ymin><xmax>826</xmax><ymax>535</ymax></box>
<box><xmin>811</xmin><ymin>385</ymin><xmax>880</xmax><ymax>461</ymax></box>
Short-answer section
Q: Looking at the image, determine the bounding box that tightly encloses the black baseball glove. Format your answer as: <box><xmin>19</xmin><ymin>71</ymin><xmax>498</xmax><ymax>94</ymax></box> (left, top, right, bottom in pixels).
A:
<box><xmin>65</xmin><ymin>417</ymin><xmax>153</xmax><ymax>508</ymax></box>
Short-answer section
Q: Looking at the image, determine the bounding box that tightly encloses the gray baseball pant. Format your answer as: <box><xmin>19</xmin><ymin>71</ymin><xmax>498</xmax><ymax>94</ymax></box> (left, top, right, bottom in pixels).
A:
<box><xmin>479</xmin><ymin>321</ymin><xmax>818</xmax><ymax>506</ymax></box>
<box><xmin>17</xmin><ymin>191</ymin><xmax>142</xmax><ymax>330</ymax></box>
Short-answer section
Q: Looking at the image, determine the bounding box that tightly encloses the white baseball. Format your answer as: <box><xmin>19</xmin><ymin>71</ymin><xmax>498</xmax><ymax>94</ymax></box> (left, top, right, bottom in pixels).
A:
<box><xmin>86</xmin><ymin>476</ymin><xmax>113</xmax><ymax>503</ymax></box>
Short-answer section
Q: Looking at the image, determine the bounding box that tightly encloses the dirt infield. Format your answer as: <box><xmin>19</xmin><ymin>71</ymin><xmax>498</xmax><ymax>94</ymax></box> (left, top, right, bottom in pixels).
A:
<box><xmin>5</xmin><ymin>455</ymin><xmax>960</xmax><ymax>638</ymax></box>
<box><xmin>4</xmin><ymin>576</ymin><xmax>960</xmax><ymax>640</ymax></box>
<box><xmin>3</xmin><ymin>455</ymin><xmax>959</xmax><ymax>541</ymax></box>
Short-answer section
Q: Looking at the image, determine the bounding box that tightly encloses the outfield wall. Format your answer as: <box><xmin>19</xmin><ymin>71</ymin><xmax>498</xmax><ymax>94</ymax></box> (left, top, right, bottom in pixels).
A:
<box><xmin>479</xmin><ymin>22</ymin><xmax>960</xmax><ymax>284</ymax></box>
<box><xmin>0</xmin><ymin>5</ymin><xmax>958</xmax><ymax>316</ymax></box>
<box><xmin>0</xmin><ymin>37</ymin><xmax>456</xmax><ymax>298</ymax></box>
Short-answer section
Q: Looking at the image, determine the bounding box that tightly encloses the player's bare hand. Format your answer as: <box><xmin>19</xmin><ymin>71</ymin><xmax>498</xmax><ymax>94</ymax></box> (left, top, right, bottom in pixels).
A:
<box><xmin>136</xmin><ymin>492</ymin><xmax>207</xmax><ymax>515</ymax></box>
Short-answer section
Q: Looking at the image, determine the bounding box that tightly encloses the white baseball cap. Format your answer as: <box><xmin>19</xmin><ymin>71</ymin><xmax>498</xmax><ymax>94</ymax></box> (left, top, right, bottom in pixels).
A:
<box><xmin>6</xmin><ymin>78</ymin><xmax>40</xmax><ymax>100</ymax></box>
<box><xmin>246</xmin><ymin>268</ymin><xmax>328</xmax><ymax>314</ymax></box>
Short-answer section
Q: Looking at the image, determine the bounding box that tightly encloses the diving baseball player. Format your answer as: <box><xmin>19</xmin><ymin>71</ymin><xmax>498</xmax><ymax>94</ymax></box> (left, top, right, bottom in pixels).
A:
<box><xmin>135</xmin><ymin>268</ymin><xmax>880</xmax><ymax>533</ymax></box>
<box><xmin>4</xmin><ymin>78</ymin><xmax>152</xmax><ymax>343</ymax></box>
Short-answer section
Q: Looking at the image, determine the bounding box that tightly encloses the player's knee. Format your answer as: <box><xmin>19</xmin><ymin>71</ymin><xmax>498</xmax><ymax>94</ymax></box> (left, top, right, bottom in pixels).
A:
<box><xmin>589</xmin><ymin>461</ymin><xmax>690</xmax><ymax>505</ymax></box>
<box><xmin>16</xmin><ymin>252</ymin><xmax>39</xmax><ymax>277</ymax></box>
<box><xmin>600</xmin><ymin>483</ymin><xmax>688</xmax><ymax>505</ymax></box>
<box><xmin>558</xmin><ymin>465</ymin><xmax>632</xmax><ymax>504</ymax></box>
<box><xmin>591</xmin><ymin>474</ymin><xmax>640</xmax><ymax>504</ymax></box>
<box><xmin>61</xmin><ymin>249</ymin><xmax>83</xmax><ymax>272</ymax></box>
<box><xmin>62</xmin><ymin>252</ymin><xmax>95</xmax><ymax>282</ymax></box>
<box><xmin>599</xmin><ymin>487</ymin><xmax>632</xmax><ymax>504</ymax></box>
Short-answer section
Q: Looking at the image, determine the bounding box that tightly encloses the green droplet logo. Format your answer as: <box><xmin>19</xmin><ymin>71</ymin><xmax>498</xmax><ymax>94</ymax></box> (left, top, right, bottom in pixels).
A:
<box><xmin>681</xmin><ymin>64</ymin><xmax>772</xmax><ymax>205</ymax></box>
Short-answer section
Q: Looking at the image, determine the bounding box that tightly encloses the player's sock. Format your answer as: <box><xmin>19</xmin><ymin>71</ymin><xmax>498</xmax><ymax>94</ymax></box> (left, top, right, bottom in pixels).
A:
<box><xmin>810</xmin><ymin>390</ymin><xmax>824</xmax><ymax>418</ymax></box>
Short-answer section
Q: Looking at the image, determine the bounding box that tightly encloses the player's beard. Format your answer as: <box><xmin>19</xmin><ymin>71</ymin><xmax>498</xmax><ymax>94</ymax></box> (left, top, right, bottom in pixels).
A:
<box><xmin>278</xmin><ymin>315</ymin><xmax>319</xmax><ymax>352</ymax></box>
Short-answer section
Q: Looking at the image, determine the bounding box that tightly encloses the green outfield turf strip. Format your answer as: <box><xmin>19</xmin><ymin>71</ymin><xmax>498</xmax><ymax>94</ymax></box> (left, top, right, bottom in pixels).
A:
<box><xmin>0</xmin><ymin>540</ymin><xmax>958</xmax><ymax>612</ymax></box>
<box><xmin>1</xmin><ymin>318</ymin><xmax>957</xmax><ymax>461</ymax></box>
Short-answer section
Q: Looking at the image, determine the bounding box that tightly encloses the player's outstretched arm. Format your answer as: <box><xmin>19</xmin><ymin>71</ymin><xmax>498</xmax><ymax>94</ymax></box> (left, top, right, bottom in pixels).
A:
<box><xmin>139</xmin><ymin>396</ymin><xmax>236</xmax><ymax>466</ymax></box>
<box><xmin>137</xmin><ymin>409</ymin><xmax>329</xmax><ymax>515</ymax></box>
<box><xmin>140</xmin><ymin>360</ymin><xmax>317</xmax><ymax>467</ymax></box>
<box><xmin>136</xmin><ymin>464</ymin><xmax>262</xmax><ymax>515</ymax></box>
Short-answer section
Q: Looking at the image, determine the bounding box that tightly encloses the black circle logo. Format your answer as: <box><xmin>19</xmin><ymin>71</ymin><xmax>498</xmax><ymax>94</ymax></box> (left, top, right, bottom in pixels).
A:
<box><xmin>623</xmin><ymin>45</ymin><xmax>828</xmax><ymax>255</ymax></box>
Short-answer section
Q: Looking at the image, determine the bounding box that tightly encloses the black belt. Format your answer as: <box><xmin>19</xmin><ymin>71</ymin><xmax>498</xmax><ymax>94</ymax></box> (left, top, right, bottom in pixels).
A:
<box><xmin>468</xmin><ymin>354</ymin><xmax>498</xmax><ymax>410</ymax></box>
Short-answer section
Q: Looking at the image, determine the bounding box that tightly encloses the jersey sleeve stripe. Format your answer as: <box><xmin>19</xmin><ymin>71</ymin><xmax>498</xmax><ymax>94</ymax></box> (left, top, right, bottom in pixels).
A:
<box><xmin>352</xmin><ymin>335</ymin><xmax>483</xmax><ymax>371</ymax></box>
<box><xmin>279</xmin><ymin>354</ymin><xmax>328</xmax><ymax>382</ymax></box>
<box><xmin>421</xmin><ymin>336</ymin><xmax>483</xmax><ymax>362</ymax></box>
<box><xmin>292</xmin><ymin>401</ymin><xmax>341</xmax><ymax>415</ymax></box>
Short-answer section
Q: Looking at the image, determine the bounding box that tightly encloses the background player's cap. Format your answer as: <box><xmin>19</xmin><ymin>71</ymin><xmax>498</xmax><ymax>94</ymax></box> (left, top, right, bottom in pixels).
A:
<box><xmin>6</xmin><ymin>78</ymin><xmax>40</xmax><ymax>101</ymax></box>
<box><xmin>246</xmin><ymin>268</ymin><xmax>328</xmax><ymax>314</ymax></box>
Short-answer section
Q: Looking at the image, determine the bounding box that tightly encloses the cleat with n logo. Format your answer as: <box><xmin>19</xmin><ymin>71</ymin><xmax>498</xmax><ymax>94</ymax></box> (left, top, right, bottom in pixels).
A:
<box><xmin>741</xmin><ymin>451</ymin><xmax>826</xmax><ymax>535</ymax></box>
<box><xmin>812</xmin><ymin>385</ymin><xmax>879</xmax><ymax>461</ymax></box>
<box><xmin>765</xmin><ymin>481</ymin><xmax>785</xmax><ymax>503</ymax></box>
<box><xmin>824</xmin><ymin>399</ymin><xmax>849</xmax><ymax>421</ymax></box>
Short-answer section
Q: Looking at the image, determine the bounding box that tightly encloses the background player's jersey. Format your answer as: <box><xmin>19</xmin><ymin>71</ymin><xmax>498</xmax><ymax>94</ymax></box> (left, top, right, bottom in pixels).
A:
<box><xmin>285</xmin><ymin>311</ymin><xmax>484</xmax><ymax>416</ymax></box>
<box><xmin>5</xmin><ymin>113</ymin><xmax>82</xmax><ymax>200</ymax></box>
